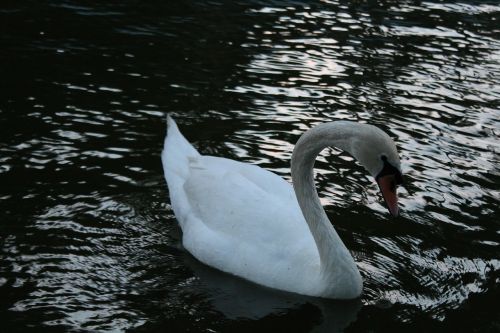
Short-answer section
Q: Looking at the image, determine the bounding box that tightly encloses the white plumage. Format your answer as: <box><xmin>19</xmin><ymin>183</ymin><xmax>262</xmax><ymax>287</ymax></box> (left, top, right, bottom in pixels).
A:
<box><xmin>162</xmin><ymin>116</ymin><xmax>401</xmax><ymax>299</ymax></box>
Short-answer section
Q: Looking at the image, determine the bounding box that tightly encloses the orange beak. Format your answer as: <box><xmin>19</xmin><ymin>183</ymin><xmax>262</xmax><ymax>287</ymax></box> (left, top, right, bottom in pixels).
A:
<box><xmin>377</xmin><ymin>174</ymin><xmax>399</xmax><ymax>217</ymax></box>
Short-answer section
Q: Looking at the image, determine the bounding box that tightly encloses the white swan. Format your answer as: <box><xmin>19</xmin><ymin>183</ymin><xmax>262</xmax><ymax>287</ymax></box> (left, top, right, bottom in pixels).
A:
<box><xmin>162</xmin><ymin>116</ymin><xmax>402</xmax><ymax>299</ymax></box>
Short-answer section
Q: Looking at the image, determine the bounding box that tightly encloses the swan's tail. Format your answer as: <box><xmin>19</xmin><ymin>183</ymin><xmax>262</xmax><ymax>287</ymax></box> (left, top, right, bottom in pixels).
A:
<box><xmin>162</xmin><ymin>115</ymin><xmax>200</xmax><ymax>227</ymax></box>
<box><xmin>162</xmin><ymin>115</ymin><xmax>200</xmax><ymax>173</ymax></box>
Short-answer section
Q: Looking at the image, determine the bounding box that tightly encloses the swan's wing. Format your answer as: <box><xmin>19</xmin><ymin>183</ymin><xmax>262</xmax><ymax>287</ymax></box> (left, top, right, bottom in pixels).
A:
<box><xmin>183</xmin><ymin>156</ymin><xmax>303</xmax><ymax>234</ymax></box>
<box><xmin>192</xmin><ymin>155</ymin><xmax>296</xmax><ymax>204</ymax></box>
<box><xmin>181</xmin><ymin>156</ymin><xmax>319</xmax><ymax>291</ymax></box>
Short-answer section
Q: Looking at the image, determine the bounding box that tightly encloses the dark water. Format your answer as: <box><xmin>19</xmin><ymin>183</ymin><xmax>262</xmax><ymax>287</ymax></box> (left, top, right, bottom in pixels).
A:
<box><xmin>1</xmin><ymin>0</ymin><xmax>499</xmax><ymax>332</ymax></box>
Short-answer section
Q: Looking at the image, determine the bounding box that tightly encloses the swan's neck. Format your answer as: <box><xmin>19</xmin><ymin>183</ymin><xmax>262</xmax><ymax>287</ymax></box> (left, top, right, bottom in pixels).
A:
<box><xmin>291</xmin><ymin>122</ymin><xmax>363</xmax><ymax>284</ymax></box>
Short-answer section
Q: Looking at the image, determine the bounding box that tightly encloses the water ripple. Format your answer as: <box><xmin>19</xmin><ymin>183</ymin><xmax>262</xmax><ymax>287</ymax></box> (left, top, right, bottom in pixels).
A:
<box><xmin>1</xmin><ymin>0</ymin><xmax>499</xmax><ymax>331</ymax></box>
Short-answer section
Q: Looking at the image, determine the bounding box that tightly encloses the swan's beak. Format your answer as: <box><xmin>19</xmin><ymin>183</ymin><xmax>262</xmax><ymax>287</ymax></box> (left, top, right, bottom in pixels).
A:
<box><xmin>377</xmin><ymin>174</ymin><xmax>399</xmax><ymax>217</ymax></box>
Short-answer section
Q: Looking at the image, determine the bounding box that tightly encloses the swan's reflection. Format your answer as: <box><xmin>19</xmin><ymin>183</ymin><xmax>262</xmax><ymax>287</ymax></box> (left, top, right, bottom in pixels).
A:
<box><xmin>183</xmin><ymin>253</ymin><xmax>361</xmax><ymax>332</ymax></box>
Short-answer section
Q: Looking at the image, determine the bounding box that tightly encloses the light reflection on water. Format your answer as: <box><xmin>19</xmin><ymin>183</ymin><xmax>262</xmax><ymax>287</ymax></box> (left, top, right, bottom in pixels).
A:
<box><xmin>0</xmin><ymin>0</ymin><xmax>499</xmax><ymax>332</ymax></box>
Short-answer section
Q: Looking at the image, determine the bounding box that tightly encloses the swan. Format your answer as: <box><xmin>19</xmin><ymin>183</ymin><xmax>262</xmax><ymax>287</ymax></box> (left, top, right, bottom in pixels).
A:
<box><xmin>162</xmin><ymin>116</ymin><xmax>403</xmax><ymax>299</ymax></box>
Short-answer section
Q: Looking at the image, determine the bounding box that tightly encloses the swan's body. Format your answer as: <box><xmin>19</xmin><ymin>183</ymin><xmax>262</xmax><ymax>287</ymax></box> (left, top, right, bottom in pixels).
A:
<box><xmin>162</xmin><ymin>116</ymin><xmax>402</xmax><ymax>299</ymax></box>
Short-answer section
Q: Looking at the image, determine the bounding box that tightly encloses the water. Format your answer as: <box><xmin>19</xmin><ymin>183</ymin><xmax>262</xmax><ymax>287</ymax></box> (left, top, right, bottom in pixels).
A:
<box><xmin>1</xmin><ymin>0</ymin><xmax>499</xmax><ymax>331</ymax></box>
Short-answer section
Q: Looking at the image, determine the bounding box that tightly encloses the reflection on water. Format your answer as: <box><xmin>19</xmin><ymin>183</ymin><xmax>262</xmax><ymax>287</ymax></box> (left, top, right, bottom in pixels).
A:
<box><xmin>1</xmin><ymin>0</ymin><xmax>499</xmax><ymax>332</ymax></box>
<box><xmin>183</xmin><ymin>253</ymin><xmax>362</xmax><ymax>330</ymax></box>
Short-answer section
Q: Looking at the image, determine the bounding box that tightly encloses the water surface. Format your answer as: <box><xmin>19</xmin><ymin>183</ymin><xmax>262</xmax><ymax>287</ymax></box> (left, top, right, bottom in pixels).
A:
<box><xmin>1</xmin><ymin>0</ymin><xmax>499</xmax><ymax>332</ymax></box>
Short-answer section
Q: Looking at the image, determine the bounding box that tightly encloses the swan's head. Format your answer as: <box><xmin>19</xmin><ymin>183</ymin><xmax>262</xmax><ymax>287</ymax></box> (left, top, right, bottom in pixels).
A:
<box><xmin>292</xmin><ymin>121</ymin><xmax>403</xmax><ymax>217</ymax></box>
<box><xmin>350</xmin><ymin>124</ymin><xmax>403</xmax><ymax>217</ymax></box>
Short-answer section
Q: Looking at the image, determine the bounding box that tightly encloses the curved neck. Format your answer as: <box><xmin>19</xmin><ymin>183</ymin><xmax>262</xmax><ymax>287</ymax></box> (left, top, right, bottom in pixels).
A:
<box><xmin>291</xmin><ymin>122</ymin><xmax>360</xmax><ymax>275</ymax></box>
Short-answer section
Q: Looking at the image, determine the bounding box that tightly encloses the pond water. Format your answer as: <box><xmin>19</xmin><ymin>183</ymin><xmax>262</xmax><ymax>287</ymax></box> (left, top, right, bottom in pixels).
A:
<box><xmin>1</xmin><ymin>0</ymin><xmax>499</xmax><ymax>332</ymax></box>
